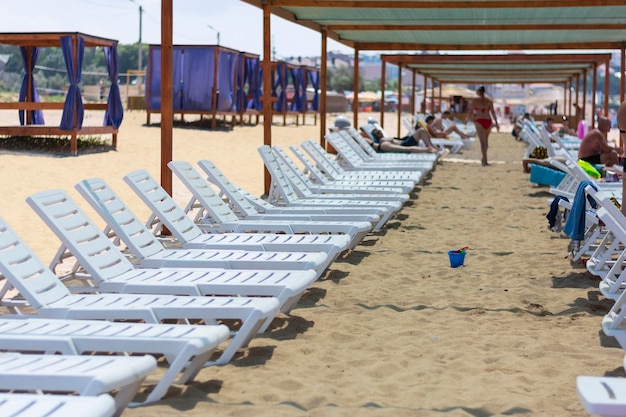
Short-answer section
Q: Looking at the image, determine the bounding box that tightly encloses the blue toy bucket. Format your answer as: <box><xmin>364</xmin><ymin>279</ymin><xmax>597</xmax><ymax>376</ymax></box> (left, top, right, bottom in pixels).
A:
<box><xmin>448</xmin><ymin>250</ymin><xmax>466</xmax><ymax>268</ymax></box>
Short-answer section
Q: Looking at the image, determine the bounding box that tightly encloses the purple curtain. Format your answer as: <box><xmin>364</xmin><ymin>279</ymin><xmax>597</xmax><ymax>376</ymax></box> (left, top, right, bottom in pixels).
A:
<box><xmin>174</xmin><ymin>46</ymin><xmax>184</xmax><ymax>110</ymax></box>
<box><xmin>273</xmin><ymin>63</ymin><xmax>286</xmax><ymax>111</ymax></box>
<box><xmin>235</xmin><ymin>53</ymin><xmax>245</xmax><ymax>112</ymax></box>
<box><xmin>147</xmin><ymin>46</ymin><xmax>161</xmax><ymax>110</ymax></box>
<box><xmin>103</xmin><ymin>45</ymin><xmax>124</xmax><ymax>128</ymax></box>
<box><xmin>248</xmin><ymin>57</ymin><xmax>262</xmax><ymax>110</ymax></box>
<box><xmin>180</xmin><ymin>47</ymin><xmax>213</xmax><ymax>110</ymax></box>
<box><xmin>18</xmin><ymin>46</ymin><xmax>44</xmax><ymax>125</ymax></box>
<box><xmin>217</xmin><ymin>49</ymin><xmax>238</xmax><ymax>111</ymax></box>
<box><xmin>290</xmin><ymin>66</ymin><xmax>304</xmax><ymax>111</ymax></box>
<box><xmin>308</xmin><ymin>69</ymin><xmax>320</xmax><ymax>111</ymax></box>
<box><xmin>60</xmin><ymin>35</ymin><xmax>84</xmax><ymax>130</ymax></box>
<box><xmin>147</xmin><ymin>46</ymin><xmax>184</xmax><ymax>110</ymax></box>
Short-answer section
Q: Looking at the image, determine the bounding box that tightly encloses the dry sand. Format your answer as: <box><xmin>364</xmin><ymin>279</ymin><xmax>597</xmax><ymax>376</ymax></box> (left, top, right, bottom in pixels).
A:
<box><xmin>0</xmin><ymin>109</ymin><xmax>621</xmax><ymax>416</ymax></box>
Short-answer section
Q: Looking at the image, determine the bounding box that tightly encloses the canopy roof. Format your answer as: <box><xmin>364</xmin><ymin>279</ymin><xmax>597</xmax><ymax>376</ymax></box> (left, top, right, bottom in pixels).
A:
<box><xmin>381</xmin><ymin>52</ymin><xmax>612</xmax><ymax>85</ymax></box>
<box><xmin>242</xmin><ymin>1</ymin><xmax>626</xmax><ymax>52</ymax></box>
<box><xmin>0</xmin><ymin>32</ymin><xmax>118</xmax><ymax>48</ymax></box>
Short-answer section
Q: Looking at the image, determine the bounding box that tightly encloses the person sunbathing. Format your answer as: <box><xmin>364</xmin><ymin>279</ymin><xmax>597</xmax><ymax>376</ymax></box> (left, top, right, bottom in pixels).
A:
<box><xmin>425</xmin><ymin>114</ymin><xmax>474</xmax><ymax>139</ymax></box>
<box><xmin>366</xmin><ymin>129</ymin><xmax>439</xmax><ymax>154</ymax></box>
<box><xmin>370</xmin><ymin>127</ymin><xmax>439</xmax><ymax>154</ymax></box>
<box><xmin>578</xmin><ymin>117</ymin><xmax>621</xmax><ymax>167</ymax></box>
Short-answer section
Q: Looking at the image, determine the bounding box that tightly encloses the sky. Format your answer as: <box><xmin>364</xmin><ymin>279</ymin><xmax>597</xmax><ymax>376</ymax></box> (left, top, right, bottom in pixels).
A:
<box><xmin>0</xmin><ymin>0</ymin><xmax>354</xmax><ymax>59</ymax></box>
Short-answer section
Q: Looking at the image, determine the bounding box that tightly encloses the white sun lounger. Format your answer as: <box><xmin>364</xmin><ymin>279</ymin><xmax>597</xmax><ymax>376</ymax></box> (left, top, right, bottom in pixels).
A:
<box><xmin>325</xmin><ymin>132</ymin><xmax>433</xmax><ymax>175</ymax></box>
<box><xmin>288</xmin><ymin>144</ymin><xmax>416</xmax><ymax>193</ymax></box>
<box><xmin>270</xmin><ymin>145</ymin><xmax>411</xmax><ymax>201</ymax></box>
<box><xmin>73</xmin><ymin>177</ymin><xmax>319</xmax><ymax>313</ymax></box>
<box><xmin>0</xmin><ymin>215</ymin><xmax>280</xmax><ymax>366</ymax></box>
<box><xmin>0</xmin><ymin>393</ymin><xmax>116</xmax><ymax>417</ymax></box>
<box><xmin>194</xmin><ymin>159</ymin><xmax>386</xmax><ymax>233</ymax></box>
<box><xmin>0</xmin><ymin>352</ymin><xmax>155</xmax><ymax>417</ymax></box>
<box><xmin>147</xmin><ymin>165</ymin><xmax>374</xmax><ymax>245</ymax></box>
<box><xmin>29</xmin><ymin>189</ymin><xmax>329</xmax><ymax>276</ymax></box>
<box><xmin>273</xmin><ymin>145</ymin><xmax>411</xmax><ymax>197</ymax></box>
<box><xmin>78</xmin><ymin>176</ymin><xmax>351</xmax><ymax>266</ymax></box>
<box><xmin>257</xmin><ymin>145</ymin><xmax>403</xmax><ymax>212</ymax></box>
<box><xmin>578</xmin><ymin>373</ymin><xmax>626</xmax><ymax>417</ymax></box>
<box><xmin>0</xmin><ymin>315</ymin><xmax>229</xmax><ymax>406</ymax></box>
<box><xmin>300</xmin><ymin>140</ymin><xmax>424</xmax><ymax>182</ymax></box>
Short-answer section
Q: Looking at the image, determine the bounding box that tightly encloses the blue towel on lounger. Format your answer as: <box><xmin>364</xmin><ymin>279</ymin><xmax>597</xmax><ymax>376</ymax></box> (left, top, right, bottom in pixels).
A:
<box><xmin>546</xmin><ymin>195</ymin><xmax>569</xmax><ymax>231</ymax></box>
<box><xmin>563</xmin><ymin>181</ymin><xmax>598</xmax><ymax>241</ymax></box>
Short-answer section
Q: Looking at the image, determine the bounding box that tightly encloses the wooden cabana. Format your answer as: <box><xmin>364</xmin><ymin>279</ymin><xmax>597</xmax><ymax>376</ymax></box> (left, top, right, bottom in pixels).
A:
<box><xmin>0</xmin><ymin>32</ymin><xmax>122</xmax><ymax>155</ymax></box>
<box><xmin>145</xmin><ymin>44</ymin><xmax>262</xmax><ymax>129</ymax></box>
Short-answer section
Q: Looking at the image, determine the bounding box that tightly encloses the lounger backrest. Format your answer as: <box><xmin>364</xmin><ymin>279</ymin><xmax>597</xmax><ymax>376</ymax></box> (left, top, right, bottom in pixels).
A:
<box><xmin>26</xmin><ymin>189</ymin><xmax>142</xmax><ymax>280</ymax></box>
<box><xmin>0</xmin><ymin>216</ymin><xmax>71</xmax><ymax>308</ymax></box>
<box><xmin>325</xmin><ymin>133</ymin><xmax>361</xmax><ymax>169</ymax></box>
<box><xmin>339</xmin><ymin>129</ymin><xmax>372</xmax><ymax>160</ymax></box>
<box><xmin>300</xmin><ymin>140</ymin><xmax>343</xmax><ymax>177</ymax></box>
<box><xmin>288</xmin><ymin>145</ymin><xmax>329</xmax><ymax>184</ymax></box>
<box><xmin>76</xmin><ymin>178</ymin><xmax>202</xmax><ymax>247</ymax></box>
<box><xmin>193</xmin><ymin>160</ymin><xmax>261</xmax><ymax>218</ymax></box>
<box><xmin>77</xmin><ymin>177</ymin><xmax>205</xmax><ymax>257</ymax></box>
<box><xmin>272</xmin><ymin>145</ymin><xmax>318</xmax><ymax>190</ymax></box>
<box><xmin>196</xmin><ymin>160</ymin><xmax>277</xmax><ymax>213</ymax></box>
<box><xmin>257</xmin><ymin>145</ymin><xmax>301</xmax><ymax>205</ymax></box>
<box><xmin>347</xmin><ymin>126</ymin><xmax>378</xmax><ymax>158</ymax></box>
<box><xmin>165</xmin><ymin>162</ymin><xmax>242</xmax><ymax>223</ymax></box>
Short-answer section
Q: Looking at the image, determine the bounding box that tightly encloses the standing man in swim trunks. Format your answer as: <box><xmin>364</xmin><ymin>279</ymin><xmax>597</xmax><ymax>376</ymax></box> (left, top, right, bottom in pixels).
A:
<box><xmin>465</xmin><ymin>86</ymin><xmax>499</xmax><ymax>166</ymax></box>
<box><xmin>578</xmin><ymin>116</ymin><xmax>621</xmax><ymax>167</ymax></box>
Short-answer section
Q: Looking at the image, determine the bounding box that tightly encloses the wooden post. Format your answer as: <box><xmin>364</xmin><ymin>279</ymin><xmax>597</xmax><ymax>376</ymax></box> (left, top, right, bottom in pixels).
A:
<box><xmin>160</xmin><ymin>0</ymin><xmax>173</xmax><ymax>199</ymax></box>
<box><xmin>591</xmin><ymin>63</ymin><xmax>597</xmax><ymax>128</ymax></box>
<box><xmin>262</xmin><ymin>0</ymin><xmax>272</xmax><ymax>195</ymax></box>
<box><xmin>380</xmin><ymin>55</ymin><xmax>385</xmax><ymax>128</ymax></box>
<box><xmin>320</xmin><ymin>29</ymin><xmax>327</xmax><ymax>149</ymax></box>
<box><xmin>352</xmin><ymin>49</ymin><xmax>359</xmax><ymax>129</ymax></box>
<box><xmin>396</xmin><ymin>63</ymin><xmax>402</xmax><ymax>138</ymax></box>
<box><xmin>604</xmin><ymin>57</ymin><xmax>610</xmax><ymax>118</ymax></box>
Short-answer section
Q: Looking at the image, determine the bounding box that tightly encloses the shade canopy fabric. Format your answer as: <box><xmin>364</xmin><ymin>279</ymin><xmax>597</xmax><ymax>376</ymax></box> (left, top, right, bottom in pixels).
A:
<box><xmin>242</xmin><ymin>1</ymin><xmax>626</xmax><ymax>52</ymax></box>
<box><xmin>241</xmin><ymin>1</ymin><xmax>624</xmax><ymax>86</ymax></box>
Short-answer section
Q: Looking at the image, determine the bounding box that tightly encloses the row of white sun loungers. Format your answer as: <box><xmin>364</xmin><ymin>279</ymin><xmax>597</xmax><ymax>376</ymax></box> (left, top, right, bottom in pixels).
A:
<box><xmin>0</xmin><ymin>131</ymin><xmax>433</xmax><ymax>415</ymax></box>
<box><xmin>525</xmin><ymin>124</ymin><xmax>626</xmax><ymax>416</ymax></box>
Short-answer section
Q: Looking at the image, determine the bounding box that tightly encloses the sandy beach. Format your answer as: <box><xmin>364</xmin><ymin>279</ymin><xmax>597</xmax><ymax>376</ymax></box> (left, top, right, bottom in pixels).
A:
<box><xmin>0</xmin><ymin>109</ymin><xmax>621</xmax><ymax>416</ymax></box>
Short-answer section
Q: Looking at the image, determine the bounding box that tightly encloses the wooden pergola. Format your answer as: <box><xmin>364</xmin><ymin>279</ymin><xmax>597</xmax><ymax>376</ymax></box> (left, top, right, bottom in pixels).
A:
<box><xmin>158</xmin><ymin>1</ymin><xmax>626</xmax><ymax>194</ymax></box>
<box><xmin>380</xmin><ymin>52</ymin><xmax>613</xmax><ymax>138</ymax></box>
<box><xmin>0</xmin><ymin>32</ymin><xmax>119</xmax><ymax>155</ymax></box>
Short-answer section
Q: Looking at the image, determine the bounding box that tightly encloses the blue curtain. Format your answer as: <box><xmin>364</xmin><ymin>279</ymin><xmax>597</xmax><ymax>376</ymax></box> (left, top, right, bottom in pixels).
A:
<box><xmin>103</xmin><ymin>45</ymin><xmax>124</xmax><ymax>128</ymax></box>
<box><xmin>235</xmin><ymin>53</ymin><xmax>245</xmax><ymax>112</ymax></box>
<box><xmin>146</xmin><ymin>46</ymin><xmax>184</xmax><ymax>110</ymax></box>
<box><xmin>18</xmin><ymin>46</ymin><xmax>44</xmax><ymax>125</ymax></box>
<box><xmin>60</xmin><ymin>35</ymin><xmax>84</xmax><ymax>130</ymax></box>
<box><xmin>217</xmin><ymin>49</ymin><xmax>238</xmax><ymax>111</ymax></box>
<box><xmin>248</xmin><ymin>57</ymin><xmax>262</xmax><ymax>110</ymax></box>
<box><xmin>273</xmin><ymin>63</ymin><xmax>286</xmax><ymax>111</ymax></box>
<box><xmin>174</xmin><ymin>46</ymin><xmax>184</xmax><ymax>110</ymax></box>
<box><xmin>180</xmin><ymin>47</ymin><xmax>213</xmax><ymax>110</ymax></box>
<box><xmin>290</xmin><ymin>66</ymin><xmax>303</xmax><ymax>111</ymax></box>
<box><xmin>308</xmin><ymin>69</ymin><xmax>319</xmax><ymax>111</ymax></box>
<box><xmin>147</xmin><ymin>46</ymin><xmax>161</xmax><ymax>110</ymax></box>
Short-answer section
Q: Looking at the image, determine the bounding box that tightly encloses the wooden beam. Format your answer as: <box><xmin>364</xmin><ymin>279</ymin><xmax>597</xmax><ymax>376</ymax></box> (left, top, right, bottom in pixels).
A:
<box><xmin>352</xmin><ymin>49</ymin><xmax>359</xmax><ymax>129</ymax></box>
<box><xmin>329</xmin><ymin>24</ymin><xmax>626</xmax><ymax>31</ymax></box>
<box><xmin>357</xmin><ymin>42</ymin><xmax>624</xmax><ymax>51</ymax></box>
<box><xmin>264</xmin><ymin>1</ymin><xmax>626</xmax><ymax>8</ymax></box>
